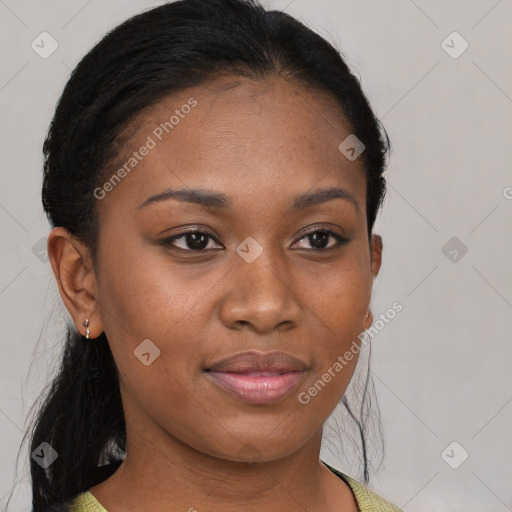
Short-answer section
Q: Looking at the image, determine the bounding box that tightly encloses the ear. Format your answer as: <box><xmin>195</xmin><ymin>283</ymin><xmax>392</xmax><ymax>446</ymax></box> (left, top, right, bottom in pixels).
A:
<box><xmin>370</xmin><ymin>233</ymin><xmax>383</xmax><ymax>277</ymax></box>
<box><xmin>363</xmin><ymin>233</ymin><xmax>383</xmax><ymax>330</ymax></box>
<box><xmin>47</xmin><ymin>227</ymin><xmax>103</xmax><ymax>338</ymax></box>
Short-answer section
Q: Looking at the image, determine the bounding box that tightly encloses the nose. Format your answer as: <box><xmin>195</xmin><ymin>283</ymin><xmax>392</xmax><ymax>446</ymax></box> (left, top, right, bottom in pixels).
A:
<box><xmin>218</xmin><ymin>251</ymin><xmax>303</xmax><ymax>334</ymax></box>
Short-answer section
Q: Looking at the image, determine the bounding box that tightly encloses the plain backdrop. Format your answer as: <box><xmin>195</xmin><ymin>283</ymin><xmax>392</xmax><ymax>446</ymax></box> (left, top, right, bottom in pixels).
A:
<box><xmin>0</xmin><ymin>1</ymin><xmax>511</xmax><ymax>511</ymax></box>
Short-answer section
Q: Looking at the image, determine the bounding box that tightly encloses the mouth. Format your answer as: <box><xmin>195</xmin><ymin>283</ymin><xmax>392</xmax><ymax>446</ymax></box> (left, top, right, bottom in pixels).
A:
<box><xmin>204</xmin><ymin>350</ymin><xmax>308</xmax><ymax>405</ymax></box>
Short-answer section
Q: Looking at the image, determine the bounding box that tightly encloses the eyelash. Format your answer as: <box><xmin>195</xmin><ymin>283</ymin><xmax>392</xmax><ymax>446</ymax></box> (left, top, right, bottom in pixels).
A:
<box><xmin>160</xmin><ymin>227</ymin><xmax>349</xmax><ymax>252</ymax></box>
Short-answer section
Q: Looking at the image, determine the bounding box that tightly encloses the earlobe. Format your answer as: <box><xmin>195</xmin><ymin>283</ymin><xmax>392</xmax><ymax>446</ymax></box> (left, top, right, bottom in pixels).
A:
<box><xmin>47</xmin><ymin>227</ymin><xmax>103</xmax><ymax>338</ymax></box>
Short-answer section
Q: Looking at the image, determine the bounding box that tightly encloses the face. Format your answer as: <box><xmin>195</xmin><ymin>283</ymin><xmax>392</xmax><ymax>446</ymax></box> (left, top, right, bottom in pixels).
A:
<box><xmin>57</xmin><ymin>75</ymin><xmax>382</xmax><ymax>463</ymax></box>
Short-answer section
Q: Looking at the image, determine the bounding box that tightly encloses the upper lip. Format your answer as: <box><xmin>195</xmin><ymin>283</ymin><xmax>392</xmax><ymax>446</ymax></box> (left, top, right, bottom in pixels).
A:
<box><xmin>205</xmin><ymin>350</ymin><xmax>308</xmax><ymax>373</ymax></box>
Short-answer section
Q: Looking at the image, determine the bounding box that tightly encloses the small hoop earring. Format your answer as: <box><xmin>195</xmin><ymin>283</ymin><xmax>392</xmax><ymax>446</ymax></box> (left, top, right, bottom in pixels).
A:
<box><xmin>83</xmin><ymin>319</ymin><xmax>90</xmax><ymax>340</ymax></box>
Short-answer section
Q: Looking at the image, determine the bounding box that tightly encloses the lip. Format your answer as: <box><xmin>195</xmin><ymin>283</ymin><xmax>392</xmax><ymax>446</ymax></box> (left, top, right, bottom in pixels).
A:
<box><xmin>204</xmin><ymin>350</ymin><xmax>308</xmax><ymax>405</ymax></box>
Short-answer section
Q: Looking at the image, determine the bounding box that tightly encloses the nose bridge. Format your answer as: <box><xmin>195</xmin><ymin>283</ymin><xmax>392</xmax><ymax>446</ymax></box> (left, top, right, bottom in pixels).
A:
<box><xmin>219</xmin><ymin>243</ymin><xmax>302</xmax><ymax>333</ymax></box>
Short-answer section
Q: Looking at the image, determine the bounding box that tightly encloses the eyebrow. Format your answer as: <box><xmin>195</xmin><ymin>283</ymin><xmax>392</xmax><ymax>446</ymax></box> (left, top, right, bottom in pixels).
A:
<box><xmin>137</xmin><ymin>186</ymin><xmax>359</xmax><ymax>213</ymax></box>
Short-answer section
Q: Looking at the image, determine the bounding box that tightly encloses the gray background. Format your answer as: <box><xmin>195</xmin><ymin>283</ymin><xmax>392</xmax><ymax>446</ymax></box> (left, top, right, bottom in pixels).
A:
<box><xmin>1</xmin><ymin>0</ymin><xmax>511</xmax><ymax>510</ymax></box>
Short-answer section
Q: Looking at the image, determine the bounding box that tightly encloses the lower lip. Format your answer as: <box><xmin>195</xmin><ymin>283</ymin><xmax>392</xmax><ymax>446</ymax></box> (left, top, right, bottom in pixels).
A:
<box><xmin>206</xmin><ymin>371</ymin><xmax>305</xmax><ymax>405</ymax></box>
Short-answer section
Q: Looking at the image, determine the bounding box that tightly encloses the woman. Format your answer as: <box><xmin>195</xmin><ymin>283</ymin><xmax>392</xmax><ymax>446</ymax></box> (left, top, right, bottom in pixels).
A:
<box><xmin>27</xmin><ymin>0</ymin><xmax>402</xmax><ymax>510</ymax></box>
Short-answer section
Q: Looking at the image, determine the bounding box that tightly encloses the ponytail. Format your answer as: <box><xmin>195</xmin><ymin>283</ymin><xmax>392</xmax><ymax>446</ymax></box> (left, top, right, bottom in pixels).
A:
<box><xmin>28</xmin><ymin>329</ymin><xmax>125</xmax><ymax>510</ymax></box>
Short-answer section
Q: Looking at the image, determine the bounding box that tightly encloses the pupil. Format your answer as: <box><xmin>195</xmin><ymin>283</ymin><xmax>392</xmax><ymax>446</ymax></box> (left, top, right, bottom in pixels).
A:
<box><xmin>310</xmin><ymin>232</ymin><xmax>328</xmax><ymax>249</ymax></box>
<box><xmin>187</xmin><ymin>233</ymin><xmax>208</xmax><ymax>250</ymax></box>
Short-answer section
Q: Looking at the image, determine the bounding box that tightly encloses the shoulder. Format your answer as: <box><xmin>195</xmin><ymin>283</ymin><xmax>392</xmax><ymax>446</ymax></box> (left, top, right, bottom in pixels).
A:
<box><xmin>56</xmin><ymin>461</ymin><xmax>121</xmax><ymax>512</ymax></box>
<box><xmin>324</xmin><ymin>462</ymin><xmax>404</xmax><ymax>512</ymax></box>
<box><xmin>66</xmin><ymin>491</ymin><xmax>107</xmax><ymax>512</ymax></box>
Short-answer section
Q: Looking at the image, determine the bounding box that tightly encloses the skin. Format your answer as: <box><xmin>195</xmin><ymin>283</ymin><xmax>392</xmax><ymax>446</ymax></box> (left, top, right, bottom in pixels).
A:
<box><xmin>48</xmin><ymin>74</ymin><xmax>382</xmax><ymax>512</ymax></box>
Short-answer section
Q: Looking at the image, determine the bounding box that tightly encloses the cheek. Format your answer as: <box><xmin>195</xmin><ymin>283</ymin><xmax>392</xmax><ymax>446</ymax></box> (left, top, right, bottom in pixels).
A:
<box><xmin>309</xmin><ymin>258</ymin><xmax>371</xmax><ymax>337</ymax></box>
<box><xmin>97</xmin><ymin>252</ymin><xmax>205</xmax><ymax>436</ymax></box>
<box><xmin>303</xmin><ymin>250</ymin><xmax>372</xmax><ymax>387</ymax></box>
<box><xmin>93</xmin><ymin>236</ymin><xmax>198</xmax><ymax>387</ymax></box>
<box><xmin>95</xmin><ymin>233</ymin><xmax>191</xmax><ymax>339</ymax></box>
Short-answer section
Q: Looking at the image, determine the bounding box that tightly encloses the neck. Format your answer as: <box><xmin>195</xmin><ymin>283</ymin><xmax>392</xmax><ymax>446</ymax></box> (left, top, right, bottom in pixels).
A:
<box><xmin>90</xmin><ymin>425</ymin><xmax>335</xmax><ymax>512</ymax></box>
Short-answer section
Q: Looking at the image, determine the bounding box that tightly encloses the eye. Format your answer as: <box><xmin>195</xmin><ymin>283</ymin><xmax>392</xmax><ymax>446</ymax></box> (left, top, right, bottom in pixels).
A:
<box><xmin>160</xmin><ymin>229</ymin><xmax>223</xmax><ymax>251</ymax></box>
<box><xmin>291</xmin><ymin>229</ymin><xmax>349</xmax><ymax>251</ymax></box>
<box><xmin>160</xmin><ymin>227</ymin><xmax>348</xmax><ymax>252</ymax></box>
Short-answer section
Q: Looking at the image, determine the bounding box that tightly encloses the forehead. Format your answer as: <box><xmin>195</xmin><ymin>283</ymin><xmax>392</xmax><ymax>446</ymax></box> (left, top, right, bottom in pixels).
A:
<box><xmin>99</xmin><ymin>74</ymin><xmax>366</xmax><ymax>214</ymax></box>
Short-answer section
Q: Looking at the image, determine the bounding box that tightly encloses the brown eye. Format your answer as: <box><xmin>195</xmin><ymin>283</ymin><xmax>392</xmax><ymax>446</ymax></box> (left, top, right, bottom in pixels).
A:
<box><xmin>291</xmin><ymin>230</ymin><xmax>348</xmax><ymax>251</ymax></box>
<box><xmin>161</xmin><ymin>230</ymin><xmax>223</xmax><ymax>251</ymax></box>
